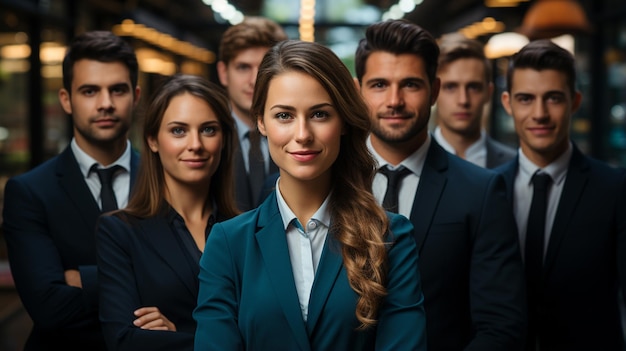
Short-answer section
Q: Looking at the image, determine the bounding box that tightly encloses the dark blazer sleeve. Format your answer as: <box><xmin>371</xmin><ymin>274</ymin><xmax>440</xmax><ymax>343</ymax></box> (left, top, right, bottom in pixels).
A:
<box><xmin>193</xmin><ymin>221</ymin><xmax>244</xmax><ymax>351</ymax></box>
<box><xmin>375</xmin><ymin>213</ymin><xmax>427</xmax><ymax>351</ymax></box>
<box><xmin>466</xmin><ymin>172</ymin><xmax>526</xmax><ymax>351</ymax></box>
<box><xmin>96</xmin><ymin>215</ymin><xmax>194</xmax><ymax>351</ymax></box>
<box><xmin>3</xmin><ymin>174</ymin><xmax>98</xmax><ymax>329</ymax></box>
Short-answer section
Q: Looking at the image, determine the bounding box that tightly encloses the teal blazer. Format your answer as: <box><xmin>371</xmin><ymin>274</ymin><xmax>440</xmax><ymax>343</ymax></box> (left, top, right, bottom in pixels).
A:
<box><xmin>193</xmin><ymin>191</ymin><xmax>427</xmax><ymax>351</ymax></box>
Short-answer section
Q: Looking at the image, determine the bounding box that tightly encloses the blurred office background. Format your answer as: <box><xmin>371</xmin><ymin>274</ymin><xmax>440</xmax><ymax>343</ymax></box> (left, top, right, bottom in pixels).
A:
<box><xmin>0</xmin><ymin>0</ymin><xmax>625</xmax><ymax>349</ymax></box>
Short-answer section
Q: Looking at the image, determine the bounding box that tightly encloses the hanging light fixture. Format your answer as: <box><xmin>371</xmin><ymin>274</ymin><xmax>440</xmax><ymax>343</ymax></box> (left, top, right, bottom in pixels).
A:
<box><xmin>517</xmin><ymin>0</ymin><xmax>591</xmax><ymax>40</ymax></box>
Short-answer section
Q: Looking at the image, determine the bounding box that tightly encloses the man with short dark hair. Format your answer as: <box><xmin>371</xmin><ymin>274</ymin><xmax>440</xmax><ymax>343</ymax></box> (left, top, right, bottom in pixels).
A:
<box><xmin>3</xmin><ymin>30</ymin><xmax>141</xmax><ymax>350</ymax></box>
<box><xmin>498</xmin><ymin>39</ymin><xmax>626</xmax><ymax>351</ymax></box>
<box><xmin>355</xmin><ymin>19</ymin><xmax>526</xmax><ymax>351</ymax></box>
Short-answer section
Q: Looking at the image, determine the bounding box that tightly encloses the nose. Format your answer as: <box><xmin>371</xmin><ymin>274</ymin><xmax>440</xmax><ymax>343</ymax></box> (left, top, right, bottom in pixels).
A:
<box><xmin>188</xmin><ymin>132</ymin><xmax>202</xmax><ymax>151</ymax></box>
<box><xmin>294</xmin><ymin>117</ymin><xmax>313</xmax><ymax>144</ymax></box>
<box><xmin>532</xmin><ymin>100</ymin><xmax>549</xmax><ymax>121</ymax></box>
<box><xmin>97</xmin><ymin>91</ymin><xmax>114</xmax><ymax>112</ymax></box>
<box><xmin>458</xmin><ymin>88</ymin><xmax>470</xmax><ymax>106</ymax></box>
<box><xmin>386</xmin><ymin>85</ymin><xmax>405</xmax><ymax>110</ymax></box>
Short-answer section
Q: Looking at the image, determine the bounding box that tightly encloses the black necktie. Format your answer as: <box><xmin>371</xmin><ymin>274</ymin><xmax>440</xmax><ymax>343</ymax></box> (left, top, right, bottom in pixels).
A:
<box><xmin>379</xmin><ymin>166</ymin><xmax>412</xmax><ymax>213</ymax></box>
<box><xmin>248</xmin><ymin>130</ymin><xmax>265</xmax><ymax>205</ymax></box>
<box><xmin>525</xmin><ymin>172</ymin><xmax>552</xmax><ymax>294</ymax></box>
<box><xmin>93</xmin><ymin>165</ymin><xmax>123</xmax><ymax>212</ymax></box>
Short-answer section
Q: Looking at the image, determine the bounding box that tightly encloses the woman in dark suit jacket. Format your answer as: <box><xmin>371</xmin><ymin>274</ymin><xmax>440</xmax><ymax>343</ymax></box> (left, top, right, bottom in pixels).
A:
<box><xmin>193</xmin><ymin>40</ymin><xmax>427</xmax><ymax>351</ymax></box>
<box><xmin>96</xmin><ymin>74</ymin><xmax>239</xmax><ymax>351</ymax></box>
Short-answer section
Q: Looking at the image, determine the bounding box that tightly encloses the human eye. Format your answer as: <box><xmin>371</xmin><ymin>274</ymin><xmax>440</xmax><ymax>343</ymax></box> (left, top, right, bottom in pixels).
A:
<box><xmin>111</xmin><ymin>84</ymin><xmax>130</xmax><ymax>96</ymax></box>
<box><xmin>201</xmin><ymin>125</ymin><xmax>218</xmax><ymax>135</ymax></box>
<box><xmin>369</xmin><ymin>81</ymin><xmax>386</xmax><ymax>89</ymax></box>
<box><xmin>441</xmin><ymin>83</ymin><xmax>456</xmax><ymax>92</ymax></box>
<box><xmin>81</xmin><ymin>88</ymin><xmax>97</xmax><ymax>96</ymax></box>
<box><xmin>275</xmin><ymin>112</ymin><xmax>292</xmax><ymax>121</ymax></box>
<box><xmin>311</xmin><ymin>110</ymin><xmax>330</xmax><ymax>120</ymax></box>
<box><xmin>403</xmin><ymin>80</ymin><xmax>422</xmax><ymax>91</ymax></box>
<box><xmin>170</xmin><ymin>126</ymin><xmax>185</xmax><ymax>136</ymax></box>
<box><xmin>516</xmin><ymin>94</ymin><xmax>533</xmax><ymax>104</ymax></box>
<box><xmin>547</xmin><ymin>93</ymin><xmax>565</xmax><ymax>104</ymax></box>
<box><xmin>468</xmin><ymin>83</ymin><xmax>483</xmax><ymax>93</ymax></box>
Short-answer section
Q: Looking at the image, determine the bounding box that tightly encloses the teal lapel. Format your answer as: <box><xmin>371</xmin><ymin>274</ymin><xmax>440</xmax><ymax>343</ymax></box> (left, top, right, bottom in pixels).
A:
<box><xmin>305</xmin><ymin>233</ymin><xmax>343</xmax><ymax>335</ymax></box>
<box><xmin>57</xmin><ymin>147</ymin><xmax>101</xmax><ymax>228</ymax></box>
<box><xmin>256</xmin><ymin>194</ymin><xmax>311</xmax><ymax>351</ymax></box>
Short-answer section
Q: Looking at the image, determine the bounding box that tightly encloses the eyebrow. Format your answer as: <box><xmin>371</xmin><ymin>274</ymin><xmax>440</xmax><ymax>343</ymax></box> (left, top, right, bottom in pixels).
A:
<box><xmin>269</xmin><ymin>102</ymin><xmax>333</xmax><ymax>111</ymax></box>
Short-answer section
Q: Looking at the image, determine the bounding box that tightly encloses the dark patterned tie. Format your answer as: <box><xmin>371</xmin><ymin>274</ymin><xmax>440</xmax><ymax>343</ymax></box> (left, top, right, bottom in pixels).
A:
<box><xmin>379</xmin><ymin>166</ymin><xmax>412</xmax><ymax>213</ymax></box>
<box><xmin>247</xmin><ymin>130</ymin><xmax>265</xmax><ymax>205</ymax></box>
<box><xmin>93</xmin><ymin>165</ymin><xmax>123</xmax><ymax>212</ymax></box>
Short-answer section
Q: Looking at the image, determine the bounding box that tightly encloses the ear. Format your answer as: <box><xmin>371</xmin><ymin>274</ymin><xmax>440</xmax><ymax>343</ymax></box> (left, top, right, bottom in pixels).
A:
<box><xmin>501</xmin><ymin>91</ymin><xmax>513</xmax><ymax>116</ymax></box>
<box><xmin>133</xmin><ymin>86</ymin><xmax>142</xmax><ymax>108</ymax></box>
<box><xmin>571</xmin><ymin>91</ymin><xmax>583</xmax><ymax>114</ymax></box>
<box><xmin>217</xmin><ymin>61</ymin><xmax>228</xmax><ymax>87</ymax></box>
<box><xmin>257</xmin><ymin>115</ymin><xmax>267</xmax><ymax>136</ymax></box>
<box><xmin>430</xmin><ymin>77</ymin><xmax>440</xmax><ymax>106</ymax></box>
<box><xmin>58</xmin><ymin>88</ymin><xmax>72</xmax><ymax>115</ymax></box>
<box><xmin>147</xmin><ymin>136</ymin><xmax>158</xmax><ymax>153</ymax></box>
<box><xmin>353</xmin><ymin>77</ymin><xmax>361</xmax><ymax>92</ymax></box>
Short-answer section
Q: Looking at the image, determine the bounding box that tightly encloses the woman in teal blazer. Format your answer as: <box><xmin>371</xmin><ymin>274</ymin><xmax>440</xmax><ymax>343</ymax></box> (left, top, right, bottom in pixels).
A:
<box><xmin>193</xmin><ymin>40</ymin><xmax>427</xmax><ymax>351</ymax></box>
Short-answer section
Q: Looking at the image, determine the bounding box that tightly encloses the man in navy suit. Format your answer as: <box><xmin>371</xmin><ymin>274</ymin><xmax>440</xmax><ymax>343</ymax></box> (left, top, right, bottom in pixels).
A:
<box><xmin>433</xmin><ymin>35</ymin><xmax>516</xmax><ymax>169</ymax></box>
<box><xmin>355</xmin><ymin>20</ymin><xmax>526</xmax><ymax>350</ymax></box>
<box><xmin>2</xmin><ymin>31</ymin><xmax>141</xmax><ymax>350</ymax></box>
<box><xmin>497</xmin><ymin>39</ymin><xmax>626</xmax><ymax>351</ymax></box>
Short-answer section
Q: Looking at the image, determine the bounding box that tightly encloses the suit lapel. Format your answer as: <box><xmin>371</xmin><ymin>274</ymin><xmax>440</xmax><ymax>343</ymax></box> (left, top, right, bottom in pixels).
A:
<box><xmin>544</xmin><ymin>147</ymin><xmax>589</xmax><ymax>274</ymax></box>
<box><xmin>498</xmin><ymin>158</ymin><xmax>519</xmax><ymax>206</ymax></box>
<box><xmin>305</xmin><ymin>233</ymin><xmax>343</xmax><ymax>335</ymax></box>
<box><xmin>234</xmin><ymin>141</ymin><xmax>253</xmax><ymax>211</ymax></box>
<box><xmin>139</xmin><ymin>216</ymin><xmax>199</xmax><ymax>298</ymax></box>
<box><xmin>410</xmin><ymin>141</ymin><xmax>448</xmax><ymax>253</ymax></box>
<box><xmin>56</xmin><ymin>147</ymin><xmax>101</xmax><ymax>229</ymax></box>
<box><xmin>255</xmin><ymin>195</ymin><xmax>310</xmax><ymax>351</ymax></box>
<box><xmin>485</xmin><ymin>138</ymin><xmax>498</xmax><ymax>169</ymax></box>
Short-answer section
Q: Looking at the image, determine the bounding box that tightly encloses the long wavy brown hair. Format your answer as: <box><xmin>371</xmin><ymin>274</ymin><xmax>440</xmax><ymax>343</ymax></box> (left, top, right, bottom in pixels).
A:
<box><xmin>251</xmin><ymin>40</ymin><xmax>390</xmax><ymax>329</ymax></box>
<box><xmin>123</xmin><ymin>74</ymin><xmax>239</xmax><ymax>220</ymax></box>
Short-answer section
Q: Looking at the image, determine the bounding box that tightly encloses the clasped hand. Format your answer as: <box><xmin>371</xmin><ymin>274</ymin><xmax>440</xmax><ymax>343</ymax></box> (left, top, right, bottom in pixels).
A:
<box><xmin>133</xmin><ymin>307</ymin><xmax>177</xmax><ymax>331</ymax></box>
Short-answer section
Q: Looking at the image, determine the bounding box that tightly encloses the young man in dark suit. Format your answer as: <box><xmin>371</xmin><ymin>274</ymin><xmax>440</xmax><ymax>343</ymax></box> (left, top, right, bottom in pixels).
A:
<box><xmin>433</xmin><ymin>35</ymin><xmax>516</xmax><ymax>169</ymax></box>
<box><xmin>355</xmin><ymin>20</ymin><xmax>526</xmax><ymax>351</ymax></box>
<box><xmin>498</xmin><ymin>39</ymin><xmax>626</xmax><ymax>351</ymax></box>
<box><xmin>2</xmin><ymin>31</ymin><xmax>141</xmax><ymax>350</ymax></box>
<box><xmin>217</xmin><ymin>17</ymin><xmax>287</xmax><ymax>211</ymax></box>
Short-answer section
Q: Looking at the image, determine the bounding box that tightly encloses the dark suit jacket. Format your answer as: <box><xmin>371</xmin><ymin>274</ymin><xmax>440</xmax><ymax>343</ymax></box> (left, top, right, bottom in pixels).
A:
<box><xmin>496</xmin><ymin>145</ymin><xmax>626</xmax><ymax>351</ymax></box>
<box><xmin>2</xmin><ymin>145</ymin><xmax>139</xmax><ymax>350</ymax></box>
<box><xmin>486</xmin><ymin>137</ymin><xmax>516</xmax><ymax>169</ymax></box>
<box><xmin>193</xmin><ymin>191</ymin><xmax>427</xmax><ymax>351</ymax></box>
<box><xmin>96</xmin><ymin>211</ymin><xmax>205</xmax><ymax>351</ymax></box>
<box><xmin>233</xmin><ymin>136</ymin><xmax>278</xmax><ymax>212</ymax></box>
<box><xmin>411</xmin><ymin>140</ymin><xmax>526</xmax><ymax>351</ymax></box>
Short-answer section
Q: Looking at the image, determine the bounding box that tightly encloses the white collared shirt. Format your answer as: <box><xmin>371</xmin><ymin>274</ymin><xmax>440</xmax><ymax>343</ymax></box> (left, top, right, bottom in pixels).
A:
<box><xmin>433</xmin><ymin>126</ymin><xmax>487</xmax><ymax>168</ymax></box>
<box><xmin>367</xmin><ymin>134</ymin><xmax>431</xmax><ymax>218</ymax></box>
<box><xmin>71</xmin><ymin>138</ymin><xmax>132</xmax><ymax>210</ymax></box>
<box><xmin>513</xmin><ymin>143</ymin><xmax>572</xmax><ymax>258</ymax></box>
<box><xmin>275</xmin><ymin>178</ymin><xmax>331</xmax><ymax>322</ymax></box>
<box><xmin>233</xmin><ymin>112</ymin><xmax>271</xmax><ymax>175</ymax></box>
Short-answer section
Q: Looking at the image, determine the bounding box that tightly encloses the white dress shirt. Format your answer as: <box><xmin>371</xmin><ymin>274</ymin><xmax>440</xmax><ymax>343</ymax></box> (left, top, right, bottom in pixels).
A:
<box><xmin>367</xmin><ymin>135</ymin><xmax>431</xmax><ymax>219</ymax></box>
<box><xmin>71</xmin><ymin>138</ymin><xmax>132</xmax><ymax>210</ymax></box>
<box><xmin>513</xmin><ymin>143</ymin><xmax>572</xmax><ymax>258</ymax></box>
<box><xmin>275</xmin><ymin>178</ymin><xmax>331</xmax><ymax>322</ymax></box>
<box><xmin>433</xmin><ymin>126</ymin><xmax>487</xmax><ymax>168</ymax></box>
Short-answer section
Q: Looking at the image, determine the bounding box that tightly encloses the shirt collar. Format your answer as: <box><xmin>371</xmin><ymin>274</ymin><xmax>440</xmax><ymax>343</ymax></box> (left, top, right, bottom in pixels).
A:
<box><xmin>71</xmin><ymin>137</ymin><xmax>131</xmax><ymax>177</ymax></box>
<box><xmin>518</xmin><ymin>142</ymin><xmax>572</xmax><ymax>186</ymax></box>
<box><xmin>232</xmin><ymin>112</ymin><xmax>251</xmax><ymax>142</ymax></box>
<box><xmin>433</xmin><ymin>126</ymin><xmax>486</xmax><ymax>156</ymax></box>
<box><xmin>367</xmin><ymin>133</ymin><xmax>431</xmax><ymax>177</ymax></box>
<box><xmin>275</xmin><ymin>178</ymin><xmax>332</xmax><ymax>230</ymax></box>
